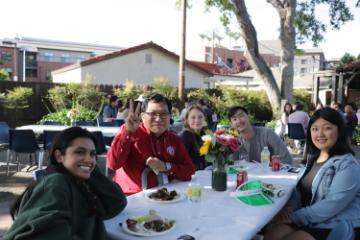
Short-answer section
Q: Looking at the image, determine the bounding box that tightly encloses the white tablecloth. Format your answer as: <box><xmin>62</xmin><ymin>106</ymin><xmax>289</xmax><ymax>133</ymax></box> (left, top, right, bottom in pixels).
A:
<box><xmin>17</xmin><ymin>125</ymin><xmax>120</xmax><ymax>137</ymax></box>
<box><xmin>105</xmin><ymin>164</ymin><xmax>301</xmax><ymax>240</ymax></box>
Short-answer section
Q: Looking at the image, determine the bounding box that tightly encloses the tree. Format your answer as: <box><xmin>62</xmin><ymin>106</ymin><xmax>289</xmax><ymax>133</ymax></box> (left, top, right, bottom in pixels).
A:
<box><xmin>0</xmin><ymin>87</ymin><xmax>33</xmax><ymax>125</ymax></box>
<box><xmin>0</xmin><ymin>68</ymin><xmax>11</xmax><ymax>81</ymax></box>
<box><xmin>340</xmin><ymin>53</ymin><xmax>356</xmax><ymax>65</ymax></box>
<box><xmin>205</xmin><ymin>0</ymin><xmax>357</xmax><ymax>115</ymax></box>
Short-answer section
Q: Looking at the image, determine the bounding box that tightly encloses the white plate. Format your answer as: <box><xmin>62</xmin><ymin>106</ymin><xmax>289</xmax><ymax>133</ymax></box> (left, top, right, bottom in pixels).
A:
<box><xmin>121</xmin><ymin>217</ymin><xmax>176</xmax><ymax>237</ymax></box>
<box><xmin>144</xmin><ymin>190</ymin><xmax>185</xmax><ymax>204</ymax></box>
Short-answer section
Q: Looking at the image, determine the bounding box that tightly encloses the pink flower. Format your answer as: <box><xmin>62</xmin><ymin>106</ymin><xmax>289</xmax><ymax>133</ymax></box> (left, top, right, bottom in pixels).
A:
<box><xmin>216</xmin><ymin>135</ymin><xmax>231</xmax><ymax>146</ymax></box>
<box><xmin>215</xmin><ymin>129</ymin><xmax>226</xmax><ymax>135</ymax></box>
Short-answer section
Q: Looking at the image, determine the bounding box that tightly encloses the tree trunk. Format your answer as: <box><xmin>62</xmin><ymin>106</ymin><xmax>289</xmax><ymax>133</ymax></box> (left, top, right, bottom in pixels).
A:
<box><xmin>269</xmin><ymin>0</ymin><xmax>296</xmax><ymax>103</ymax></box>
<box><xmin>231</xmin><ymin>0</ymin><xmax>281</xmax><ymax>114</ymax></box>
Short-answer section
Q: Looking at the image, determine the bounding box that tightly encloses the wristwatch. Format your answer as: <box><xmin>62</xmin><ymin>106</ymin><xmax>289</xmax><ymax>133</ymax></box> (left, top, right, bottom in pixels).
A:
<box><xmin>164</xmin><ymin>162</ymin><xmax>172</xmax><ymax>171</ymax></box>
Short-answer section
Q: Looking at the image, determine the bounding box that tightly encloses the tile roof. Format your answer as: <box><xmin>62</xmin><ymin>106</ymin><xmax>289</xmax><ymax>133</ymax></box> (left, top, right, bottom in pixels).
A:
<box><xmin>80</xmin><ymin>41</ymin><xmax>214</xmax><ymax>75</ymax></box>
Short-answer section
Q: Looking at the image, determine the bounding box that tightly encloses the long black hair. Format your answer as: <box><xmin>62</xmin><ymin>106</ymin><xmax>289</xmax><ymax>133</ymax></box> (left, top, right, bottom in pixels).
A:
<box><xmin>10</xmin><ymin>127</ymin><xmax>97</xmax><ymax>219</ymax></box>
<box><xmin>306</xmin><ymin>107</ymin><xmax>354</xmax><ymax>163</ymax></box>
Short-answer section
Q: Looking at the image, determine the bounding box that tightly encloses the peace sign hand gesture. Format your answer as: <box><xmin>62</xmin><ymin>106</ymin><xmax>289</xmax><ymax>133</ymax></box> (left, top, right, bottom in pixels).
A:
<box><xmin>125</xmin><ymin>100</ymin><xmax>142</xmax><ymax>133</ymax></box>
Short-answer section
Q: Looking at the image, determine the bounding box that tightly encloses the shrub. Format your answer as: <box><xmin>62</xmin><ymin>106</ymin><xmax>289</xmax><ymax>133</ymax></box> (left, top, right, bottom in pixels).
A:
<box><xmin>47</xmin><ymin>82</ymin><xmax>106</xmax><ymax>112</ymax></box>
<box><xmin>0</xmin><ymin>68</ymin><xmax>11</xmax><ymax>81</ymax></box>
<box><xmin>293</xmin><ymin>89</ymin><xmax>312</xmax><ymax>112</ymax></box>
<box><xmin>152</xmin><ymin>77</ymin><xmax>177</xmax><ymax>99</ymax></box>
<box><xmin>39</xmin><ymin>108</ymin><xmax>98</xmax><ymax>125</ymax></box>
<box><xmin>114</xmin><ymin>80</ymin><xmax>149</xmax><ymax>103</ymax></box>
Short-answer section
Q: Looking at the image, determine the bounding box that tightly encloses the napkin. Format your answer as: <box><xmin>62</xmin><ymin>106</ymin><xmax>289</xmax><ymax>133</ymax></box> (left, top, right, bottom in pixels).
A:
<box><xmin>230</xmin><ymin>180</ymin><xmax>273</xmax><ymax>206</ymax></box>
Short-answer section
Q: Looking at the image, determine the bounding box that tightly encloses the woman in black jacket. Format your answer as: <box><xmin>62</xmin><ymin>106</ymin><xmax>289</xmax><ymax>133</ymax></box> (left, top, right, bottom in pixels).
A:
<box><xmin>178</xmin><ymin>105</ymin><xmax>208</xmax><ymax>170</ymax></box>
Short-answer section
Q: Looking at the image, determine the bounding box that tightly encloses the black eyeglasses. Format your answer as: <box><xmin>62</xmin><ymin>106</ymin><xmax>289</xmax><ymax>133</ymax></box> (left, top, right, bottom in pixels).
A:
<box><xmin>144</xmin><ymin>112</ymin><xmax>170</xmax><ymax>119</ymax></box>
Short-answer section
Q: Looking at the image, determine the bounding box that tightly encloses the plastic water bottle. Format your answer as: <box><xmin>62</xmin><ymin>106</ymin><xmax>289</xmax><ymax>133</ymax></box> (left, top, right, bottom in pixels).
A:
<box><xmin>187</xmin><ymin>175</ymin><xmax>202</xmax><ymax>203</ymax></box>
<box><xmin>260</xmin><ymin>146</ymin><xmax>270</xmax><ymax>173</ymax></box>
<box><xmin>186</xmin><ymin>175</ymin><xmax>202</xmax><ymax>219</ymax></box>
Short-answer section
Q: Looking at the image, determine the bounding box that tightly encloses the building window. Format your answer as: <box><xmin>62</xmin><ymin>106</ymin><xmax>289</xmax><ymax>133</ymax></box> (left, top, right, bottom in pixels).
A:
<box><xmin>60</xmin><ymin>54</ymin><xmax>70</xmax><ymax>63</ymax></box>
<box><xmin>145</xmin><ymin>53</ymin><xmax>152</xmax><ymax>64</ymax></box>
<box><xmin>226</xmin><ymin>58</ymin><xmax>233</xmax><ymax>68</ymax></box>
<box><xmin>301</xmin><ymin>59</ymin><xmax>307</xmax><ymax>65</ymax></box>
<box><xmin>44</xmin><ymin>52</ymin><xmax>54</xmax><ymax>62</ymax></box>
<box><xmin>300</xmin><ymin>68</ymin><xmax>307</xmax><ymax>74</ymax></box>
<box><xmin>1</xmin><ymin>52</ymin><xmax>12</xmax><ymax>62</ymax></box>
<box><xmin>25</xmin><ymin>69</ymin><xmax>37</xmax><ymax>78</ymax></box>
<box><xmin>46</xmin><ymin>71</ymin><xmax>52</xmax><ymax>81</ymax></box>
<box><xmin>76</xmin><ymin>55</ymin><xmax>85</xmax><ymax>63</ymax></box>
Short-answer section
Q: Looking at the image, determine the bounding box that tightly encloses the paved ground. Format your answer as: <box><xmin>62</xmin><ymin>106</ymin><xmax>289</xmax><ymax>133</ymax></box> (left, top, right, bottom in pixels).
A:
<box><xmin>0</xmin><ymin>146</ymin><xmax>359</xmax><ymax>238</ymax></box>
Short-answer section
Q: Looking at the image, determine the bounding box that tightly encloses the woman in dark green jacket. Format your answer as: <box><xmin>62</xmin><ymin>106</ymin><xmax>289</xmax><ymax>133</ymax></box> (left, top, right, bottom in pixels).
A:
<box><xmin>4</xmin><ymin>127</ymin><xmax>127</xmax><ymax>240</ymax></box>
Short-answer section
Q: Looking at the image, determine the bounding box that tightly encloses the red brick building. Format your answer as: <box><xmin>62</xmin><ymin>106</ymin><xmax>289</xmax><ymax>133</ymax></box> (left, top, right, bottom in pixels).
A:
<box><xmin>0</xmin><ymin>37</ymin><xmax>122</xmax><ymax>82</ymax></box>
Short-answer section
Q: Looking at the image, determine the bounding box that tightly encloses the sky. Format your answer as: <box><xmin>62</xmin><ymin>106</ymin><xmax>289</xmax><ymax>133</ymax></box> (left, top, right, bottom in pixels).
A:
<box><xmin>1</xmin><ymin>0</ymin><xmax>359</xmax><ymax>61</ymax></box>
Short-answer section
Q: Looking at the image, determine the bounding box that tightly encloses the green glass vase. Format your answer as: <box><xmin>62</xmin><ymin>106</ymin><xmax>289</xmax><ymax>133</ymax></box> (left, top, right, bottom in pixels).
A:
<box><xmin>211</xmin><ymin>154</ymin><xmax>227</xmax><ymax>191</ymax></box>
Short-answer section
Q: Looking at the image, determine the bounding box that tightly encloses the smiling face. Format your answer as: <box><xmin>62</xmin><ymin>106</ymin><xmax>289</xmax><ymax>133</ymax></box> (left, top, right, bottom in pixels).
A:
<box><xmin>141</xmin><ymin>101</ymin><xmax>170</xmax><ymax>137</ymax></box>
<box><xmin>230</xmin><ymin>109</ymin><xmax>251</xmax><ymax>132</ymax></box>
<box><xmin>186</xmin><ymin>108</ymin><xmax>205</xmax><ymax>132</ymax></box>
<box><xmin>310</xmin><ymin>118</ymin><xmax>338</xmax><ymax>153</ymax></box>
<box><xmin>55</xmin><ymin>137</ymin><xmax>97</xmax><ymax>180</ymax></box>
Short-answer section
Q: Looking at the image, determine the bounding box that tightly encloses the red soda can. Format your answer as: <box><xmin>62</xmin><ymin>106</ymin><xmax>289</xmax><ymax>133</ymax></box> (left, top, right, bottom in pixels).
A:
<box><xmin>236</xmin><ymin>169</ymin><xmax>248</xmax><ymax>187</ymax></box>
<box><xmin>271</xmin><ymin>155</ymin><xmax>280</xmax><ymax>171</ymax></box>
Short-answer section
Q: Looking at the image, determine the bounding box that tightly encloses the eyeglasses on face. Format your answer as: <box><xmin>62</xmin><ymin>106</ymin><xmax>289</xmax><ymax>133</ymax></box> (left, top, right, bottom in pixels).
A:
<box><xmin>144</xmin><ymin>112</ymin><xmax>170</xmax><ymax>119</ymax></box>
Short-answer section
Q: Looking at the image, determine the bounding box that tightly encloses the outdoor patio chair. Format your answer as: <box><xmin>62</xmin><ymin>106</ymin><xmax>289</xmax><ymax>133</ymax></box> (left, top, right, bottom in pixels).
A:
<box><xmin>253</xmin><ymin>122</ymin><xmax>266</xmax><ymax>127</ymax></box>
<box><xmin>112</xmin><ymin>119</ymin><xmax>125</xmax><ymax>127</ymax></box>
<box><xmin>76</xmin><ymin>120</ymin><xmax>95</xmax><ymax>126</ymax></box>
<box><xmin>7</xmin><ymin>129</ymin><xmax>40</xmax><ymax>176</ymax></box>
<box><xmin>43</xmin><ymin>120</ymin><xmax>63</xmax><ymax>125</ymax></box>
<box><xmin>287</xmin><ymin>123</ymin><xmax>307</xmax><ymax>156</ymax></box>
<box><xmin>141</xmin><ymin>167</ymin><xmax>165</xmax><ymax>190</ymax></box>
<box><xmin>0</xmin><ymin>121</ymin><xmax>10</xmax><ymax>149</ymax></box>
<box><xmin>96</xmin><ymin>115</ymin><xmax>103</xmax><ymax>127</ymax></box>
<box><xmin>91</xmin><ymin>131</ymin><xmax>109</xmax><ymax>176</ymax></box>
<box><xmin>42</xmin><ymin>130</ymin><xmax>61</xmax><ymax>166</ymax></box>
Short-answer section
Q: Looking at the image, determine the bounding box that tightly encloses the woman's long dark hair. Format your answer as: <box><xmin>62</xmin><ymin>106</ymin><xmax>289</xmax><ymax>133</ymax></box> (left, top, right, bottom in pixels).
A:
<box><xmin>10</xmin><ymin>127</ymin><xmax>97</xmax><ymax>219</ymax></box>
<box><xmin>283</xmin><ymin>102</ymin><xmax>293</xmax><ymax>116</ymax></box>
<box><xmin>306</xmin><ymin>107</ymin><xmax>354</xmax><ymax>163</ymax></box>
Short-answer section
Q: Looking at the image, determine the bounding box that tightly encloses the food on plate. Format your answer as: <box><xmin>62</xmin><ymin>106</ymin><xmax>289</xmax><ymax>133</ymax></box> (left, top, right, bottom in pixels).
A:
<box><xmin>125</xmin><ymin>210</ymin><xmax>176</xmax><ymax>233</ymax></box>
<box><xmin>148</xmin><ymin>187</ymin><xmax>179</xmax><ymax>201</ymax></box>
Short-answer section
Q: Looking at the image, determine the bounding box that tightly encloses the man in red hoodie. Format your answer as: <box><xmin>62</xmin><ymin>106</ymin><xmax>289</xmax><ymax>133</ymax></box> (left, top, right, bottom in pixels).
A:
<box><xmin>107</xmin><ymin>93</ymin><xmax>195</xmax><ymax>195</ymax></box>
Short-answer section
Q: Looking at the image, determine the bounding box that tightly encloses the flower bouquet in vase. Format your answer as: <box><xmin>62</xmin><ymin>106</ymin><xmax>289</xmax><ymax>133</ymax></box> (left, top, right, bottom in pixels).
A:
<box><xmin>67</xmin><ymin>108</ymin><xmax>80</xmax><ymax>126</ymax></box>
<box><xmin>200</xmin><ymin>129</ymin><xmax>241</xmax><ymax>191</ymax></box>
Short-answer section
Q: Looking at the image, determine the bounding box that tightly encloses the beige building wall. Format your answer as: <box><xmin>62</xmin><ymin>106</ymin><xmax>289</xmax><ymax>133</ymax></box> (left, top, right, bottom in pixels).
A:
<box><xmin>52</xmin><ymin>67</ymin><xmax>82</xmax><ymax>83</ymax></box>
<box><xmin>53</xmin><ymin>48</ymin><xmax>209</xmax><ymax>88</ymax></box>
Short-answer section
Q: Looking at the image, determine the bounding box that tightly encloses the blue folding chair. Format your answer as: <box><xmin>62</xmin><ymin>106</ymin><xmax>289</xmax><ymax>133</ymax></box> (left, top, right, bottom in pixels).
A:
<box><xmin>287</xmin><ymin>123</ymin><xmax>307</xmax><ymax>156</ymax></box>
<box><xmin>76</xmin><ymin>120</ymin><xmax>95</xmax><ymax>126</ymax></box>
<box><xmin>42</xmin><ymin>130</ymin><xmax>61</xmax><ymax>166</ymax></box>
<box><xmin>112</xmin><ymin>119</ymin><xmax>125</xmax><ymax>127</ymax></box>
<box><xmin>7</xmin><ymin>129</ymin><xmax>40</xmax><ymax>175</ymax></box>
<box><xmin>91</xmin><ymin>131</ymin><xmax>109</xmax><ymax>176</ymax></box>
<box><xmin>0</xmin><ymin>121</ymin><xmax>10</xmax><ymax>149</ymax></box>
<box><xmin>141</xmin><ymin>167</ymin><xmax>165</xmax><ymax>190</ymax></box>
<box><xmin>43</xmin><ymin>120</ymin><xmax>63</xmax><ymax>125</ymax></box>
<box><xmin>287</xmin><ymin>123</ymin><xmax>306</xmax><ymax>140</ymax></box>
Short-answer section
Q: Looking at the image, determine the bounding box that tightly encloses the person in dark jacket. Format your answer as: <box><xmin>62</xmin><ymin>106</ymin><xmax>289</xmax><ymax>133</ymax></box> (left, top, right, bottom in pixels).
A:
<box><xmin>4</xmin><ymin>127</ymin><xmax>127</xmax><ymax>240</ymax></box>
<box><xmin>178</xmin><ymin>104</ymin><xmax>208</xmax><ymax>170</ymax></box>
